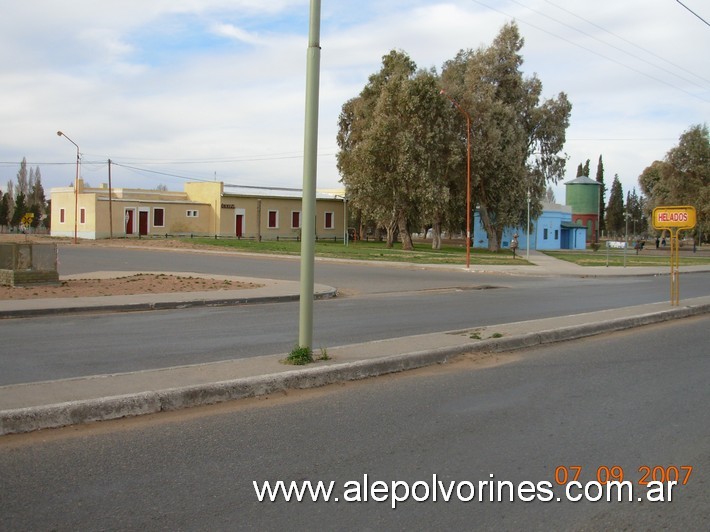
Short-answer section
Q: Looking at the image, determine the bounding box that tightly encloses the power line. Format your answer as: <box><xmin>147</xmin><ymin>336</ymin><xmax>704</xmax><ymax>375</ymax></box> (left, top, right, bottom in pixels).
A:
<box><xmin>110</xmin><ymin>162</ymin><xmax>217</xmax><ymax>183</ymax></box>
<box><xmin>469</xmin><ymin>0</ymin><xmax>710</xmax><ymax>103</ymax></box>
<box><xmin>675</xmin><ymin>0</ymin><xmax>710</xmax><ymax>27</ymax></box>
<box><xmin>540</xmin><ymin>0</ymin><xmax>710</xmax><ymax>87</ymax></box>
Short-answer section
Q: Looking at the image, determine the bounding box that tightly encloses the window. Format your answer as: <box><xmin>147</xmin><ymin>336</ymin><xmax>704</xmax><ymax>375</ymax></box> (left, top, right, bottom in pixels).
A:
<box><xmin>60</xmin><ymin>208</ymin><xmax>65</xmax><ymax>224</ymax></box>
<box><xmin>268</xmin><ymin>210</ymin><xmax>279</xmax><ymax>229</ymax></box>
<box><xmin>324</xmin><ymin>211</ymin><xmax>334</xmax><ymax>230</ymax></box>
<box><xmin>153</xmin><ymin>208</ymin><xmax>165</xmax><ymax>227</ymax></box>
<box><xmin>80</xmin><ymin>208</ymin><xmax>86</xmax><ymax>224</ymax></box>
<box><xmin>291</xmin><ymin>211</ymin><xmax>301</xmax><ymax>229</ymax></box>
<box><xmin>543</xmin><ymin>228</ymin><xmax>548</xmax><ymax>240</ymax></box>
<box><xmin>554</xmin><ymin>229</ymin><xmax>559</xmax><ymax>240</ymax></box>
<box><xmin>186</xmin><ymin>210</ymin><xmax>199</xmax><ymax>218</ymax></box>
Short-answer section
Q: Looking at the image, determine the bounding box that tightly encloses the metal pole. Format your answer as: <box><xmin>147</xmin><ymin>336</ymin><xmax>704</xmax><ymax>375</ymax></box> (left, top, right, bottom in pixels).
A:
<box><xmin>465</xmin><ymin>113</ymin><xmax>471</xmax><ymax>269</ymax></box>
<box><xmin>526</xmin><ymin>190</ymin><xmax>531</xmax><ymax>260</ymax></box>
<box><xmin>624</xmin><ymin>212</ymin><xmax>628</xmax><ymax>268</ymax></box>
<box><xmin>335</xmin><ymin>195</ymin><xmax>348</xmax><ymax>246</ymax></box>
<box><xmin>298</xmin><ymin>0</ymin><xmax>321</xmax><ymax>349</ymax></box>
<box><xmin>108</xmin><ymin>159</ymin><xmax>114</xmax><ymax>239</ymax></box>
<box><xmin>57</xmin><ymin>131</ymin><xmax>80</xmax><ymax>244</ymax></box>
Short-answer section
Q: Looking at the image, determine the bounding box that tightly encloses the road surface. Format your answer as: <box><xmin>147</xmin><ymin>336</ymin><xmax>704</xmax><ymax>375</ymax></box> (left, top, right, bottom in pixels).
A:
<box><xmin>1</xmin><ymin>316</ymin><xmax>707</xmax><ymax>530</ymax></box>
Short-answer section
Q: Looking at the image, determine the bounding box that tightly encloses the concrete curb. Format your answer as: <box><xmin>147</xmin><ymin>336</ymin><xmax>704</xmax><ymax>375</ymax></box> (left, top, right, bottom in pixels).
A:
<box><xmin>2</xmin><ymin>301</ymin><xmax>707</xmax><ymax>436</ymax></box>
<box><xmin>0</xmin><ymin>289</ymin><xmax>338</xmax><ymax>319</ymax></box>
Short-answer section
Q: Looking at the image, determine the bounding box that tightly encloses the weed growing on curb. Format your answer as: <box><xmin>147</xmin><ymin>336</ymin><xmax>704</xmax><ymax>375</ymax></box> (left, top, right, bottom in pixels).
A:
<box><xmin>317</xmin><ymin>347</ymin><xmax>330</xmax><ymax>361</ymax></box>
<box><xmin>469</xmin><ymin>330</ymin><xmax>503</xmax><ymax>340</ymax></box>
<box><xmin>284</xmin><ymin>345</ymin><xmax>314</xmax><ymax>365</ymax></box>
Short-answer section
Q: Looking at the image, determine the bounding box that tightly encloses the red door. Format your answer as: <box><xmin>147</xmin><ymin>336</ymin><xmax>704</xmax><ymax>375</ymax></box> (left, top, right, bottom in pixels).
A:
<box><xmin>139</xmin><ymin>211</ymin><xmax>149</xmax><ymax>236</ymax></box>
<box><xmin>236</xmin><ymin>214</ymin><xmax>244</xmax><ymax>238</ymax></box>
<box><xmin>125</xmin><ymin>210</ymin><xmax>134</xmax><ymax>235</ymax></box>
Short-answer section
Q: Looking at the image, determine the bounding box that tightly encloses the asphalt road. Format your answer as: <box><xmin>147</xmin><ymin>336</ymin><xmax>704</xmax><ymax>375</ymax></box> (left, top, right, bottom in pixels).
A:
<box><xmin>2</xmin><ymin>246</ymin><xmax>709</xmax><ymax>385</ymax></box>
<box><xmin>1</xmin><ymin>316</ymin><xmax>707</xmax><ymax>530</ymax></box>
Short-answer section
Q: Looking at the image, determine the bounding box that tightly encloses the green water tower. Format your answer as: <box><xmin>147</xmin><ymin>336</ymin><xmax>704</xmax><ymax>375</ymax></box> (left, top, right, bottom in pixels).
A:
<box><xmin>565</xmin><ymin>176</ymin><xmax>602</xmax><ymax>242</ymax></box>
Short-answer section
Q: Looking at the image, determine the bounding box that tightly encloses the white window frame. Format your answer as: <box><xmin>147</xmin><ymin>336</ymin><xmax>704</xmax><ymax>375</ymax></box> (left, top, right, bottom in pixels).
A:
<box><xmin>268</xmin><ymin>210</ymin><xmax>279</xmax><ymax>229</ymax></box>
<box><xmin>291</xmin><ymin>210</ymin><xmax>301</xmax><ymax>229</ymax></box>
<box><xmin>153</xmin><ymin>208</ymin><xmax>165</xmax><ymax>228</ymax></box>
<box><xmin>324</xmin><ymin>211</ymin><xmax>335</xmax><ymax>230</ymax></box>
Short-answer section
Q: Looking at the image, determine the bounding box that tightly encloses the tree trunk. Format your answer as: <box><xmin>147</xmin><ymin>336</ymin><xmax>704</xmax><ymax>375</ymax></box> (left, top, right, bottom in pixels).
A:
<box><xmin>397</xmin><ymin>212</ymin><xmax>413</xmax><ymax>251</ymax></box>
<box><xmin>478</xmin><ymin>204</ymin><xmax>499</xmax><ymax>251</ymax></box>
<box><xmin>385</xmin><ymin>218</ymin><xmax>397</xmax><ymax>248</ymax></box>
<box><xmin>374</xmin><ymin>226</ymin><xmax>383</xmax><ymax>242</ymax></box>
<box><xmin>431</xmin><ymin>220</ymin><xmax>442</xmax><ymax>250</ymax></box>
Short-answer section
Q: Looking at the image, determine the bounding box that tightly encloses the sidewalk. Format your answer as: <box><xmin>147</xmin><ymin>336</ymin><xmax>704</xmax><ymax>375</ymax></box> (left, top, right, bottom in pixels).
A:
<box><xmin>1</xmin><ymin>253</ymin><xmax>709</xmax><ymax>435</ymax></box>
<box><xmin>465</xmin><ymin>249</ymin><xmax>710</xmax><ymax>277</ymax></box>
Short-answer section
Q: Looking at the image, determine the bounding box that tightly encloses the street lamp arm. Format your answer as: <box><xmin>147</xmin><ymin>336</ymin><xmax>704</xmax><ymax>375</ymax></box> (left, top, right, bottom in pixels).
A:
<box><xmin>57</xmin><ymin>131</ymin><xmax>80</xmax><ymax>154</ymax></box>
<box><xmin>57</xmin><ymin>130</ymin><xmax>81</xmax><ymax>244</ymax></box>
<box><xmin>439</xmin><ymin>90</ymin><xmax>470</xmax><ymax>121</ymax></box>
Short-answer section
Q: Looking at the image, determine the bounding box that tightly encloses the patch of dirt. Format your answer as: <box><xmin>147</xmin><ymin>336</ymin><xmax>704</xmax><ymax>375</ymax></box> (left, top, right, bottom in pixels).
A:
<box><xmin>0</xmin><ymin>274</ymin><xmax>262</xmax><ymax>300</ymax></box>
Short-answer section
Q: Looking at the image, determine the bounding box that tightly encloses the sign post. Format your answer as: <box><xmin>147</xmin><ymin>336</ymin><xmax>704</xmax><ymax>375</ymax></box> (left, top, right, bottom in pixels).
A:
<box><xmin>652</xmin><ymin>206</ymin><xmax>697</xmax><ymax>306</ymax></box>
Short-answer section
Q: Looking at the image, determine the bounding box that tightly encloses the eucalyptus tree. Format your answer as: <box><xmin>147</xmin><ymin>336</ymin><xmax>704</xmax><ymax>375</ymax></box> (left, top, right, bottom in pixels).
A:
<box><xmin>441</xmin><ymin>22</ymin><xmax>571</xmax><ymax>251</ymax></box>
<box><xmin>337</xmin><ymin>51</ymin><xmax>459</xmax><ymax>250</ymax></box>
<box><xmin>337</xmin><ymin>51</ymin><xmax>415</xmax><ymax>247</ymax></box>
<box><xmin>639</xmin><ymin>124</ymin><xmax>710</xmax><ymax>239</ymax></box>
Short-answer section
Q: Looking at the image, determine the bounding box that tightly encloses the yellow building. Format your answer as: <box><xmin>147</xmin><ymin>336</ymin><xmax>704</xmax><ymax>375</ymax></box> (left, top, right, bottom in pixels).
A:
<box><xmin>50</xmin><ymin>180</ymin><xmax>346</xmax><ymax>241</ymax></box>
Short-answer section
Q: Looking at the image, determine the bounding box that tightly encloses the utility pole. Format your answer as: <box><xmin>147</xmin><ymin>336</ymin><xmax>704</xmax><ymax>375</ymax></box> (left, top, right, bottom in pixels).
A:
<box><xmin>108</xmin><ymin>159</ymin><xmax>114</xmax><ymax>239</ymax></box>
<box><xmin>298</xmin><ymin>0</ymin><xmax>321</xmax><ymax>349</ymax></box>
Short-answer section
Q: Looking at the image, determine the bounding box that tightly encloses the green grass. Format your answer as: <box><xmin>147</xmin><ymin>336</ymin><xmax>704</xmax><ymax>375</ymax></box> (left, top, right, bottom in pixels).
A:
<box><xmin>184</xmin><ymin>237</ymin><xmax>530</xmax><ymax>266</ymax></box>
<box><xmin>283</xmin><ymin>345</ymin><xmax>314</xmax><ymax>365</ymax></box>
<box><xmin>543</xmin><ymin>250</ymin><xmax>710</xmax><ymax>267</ymax></box>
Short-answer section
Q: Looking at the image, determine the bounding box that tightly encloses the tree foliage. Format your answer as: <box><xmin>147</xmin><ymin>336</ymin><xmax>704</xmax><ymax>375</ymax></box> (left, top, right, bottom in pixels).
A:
<box><xmin>337</xmin><ymin>23</ymin><xmax>572</xmax><ymax>251</ymax></box>
<box><xmin>606</xmin><ymin>175</ymin><xmax>625</xmax><ymax>237</ymax></box>
<box><xmin>10</xmin><ymin>192</ymin><xmax>27</xmax><ymax>228</ymax></box>
<box><xmin>639</xmin><ymin>124</ymin><xmax>709</xmax><ymax>239</ymax></box>
<box><xmin>595</xmin><ymin>155</ymin><xmax>606</xmax><ymax>233</ymax></box>
<box><xmin>0</xmin><ymin>193</ymin><xmax>10</xmax><ymax>229</ymax></box>
<box><xmin>337</xmin><ymin>50</ymin><xmax>460</xmax><ymax>250</ymax></box>
<box><xmin>440</xmin><ymin>22</ymin><xmax>571</xmax><ymax>250</ymax></box>
<box><xmin>3</xmin><ymin>158</ymin><xmax>47</xmax><ymax>231</ymax></box>
<box><xmin>576</xmin><ymin>159</ymin><xmax>590</xmax><ymax>177</ymax></box>
<box><xmin>626</xmin><ymin>188</ymin><xmax>647</xmax><ymax>236</ymax></box>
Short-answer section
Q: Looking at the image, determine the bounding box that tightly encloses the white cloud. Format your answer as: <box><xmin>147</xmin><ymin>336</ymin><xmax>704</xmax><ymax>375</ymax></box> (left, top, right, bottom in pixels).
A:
<box><xmin>210</xmin><ymin>23</ymin><xmax>263</xmax><ymax>45</ymax></box>
<box><xmin>0</xmin><ymin>0</ymin><xmax>708</xmax><ymax>204</ymax></box>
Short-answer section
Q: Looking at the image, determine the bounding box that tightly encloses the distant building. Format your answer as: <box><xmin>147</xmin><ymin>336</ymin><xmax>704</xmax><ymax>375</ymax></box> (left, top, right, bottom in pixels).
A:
<box><xmin>50</xmin><ymin>180</ymin><xmax>346</xmax><ymax>241</ymax></box>
<box><xmin>473</xmin><ymin>201</ymin><xmax>587</xmax><ymax>251</ymax></box>
<box><xmin>564</xmin><ymin>175</ymin><xmax>602</xmax><ymax>243</ymax></box>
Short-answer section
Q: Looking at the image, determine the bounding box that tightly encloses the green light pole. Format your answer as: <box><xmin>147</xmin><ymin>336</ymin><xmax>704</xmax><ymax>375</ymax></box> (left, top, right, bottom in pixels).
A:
<box><xmin>299</xmin><ymin>0</ymin><xmax>321</xmax><ymax>349</ymax></box>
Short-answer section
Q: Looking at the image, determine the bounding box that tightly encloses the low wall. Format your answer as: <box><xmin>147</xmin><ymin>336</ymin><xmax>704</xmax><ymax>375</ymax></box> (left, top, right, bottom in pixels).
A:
<box><xmin>0</xmin><ymin>242</ymin><xmax>59</xmax><ymax>286</ymax></box>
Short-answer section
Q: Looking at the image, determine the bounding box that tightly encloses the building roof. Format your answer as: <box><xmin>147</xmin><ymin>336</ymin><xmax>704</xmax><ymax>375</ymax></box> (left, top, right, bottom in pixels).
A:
<box><xmin>561</xmin><ymin>221</ymin><xmax>586</xmax><ymax>229</ymax></box>
<box><xmin>541</xmin><ymin>201</ymin><xmax>572</xmax><ymax>213</ymax></box>
<box><xmin>222</xmin><ymin>184</ymin><xmax>341</xmax><ymax>200</ymax></box>
<box><xmin>565</xmin><ymin>175</ymin><xmax>601</xmax><ymax>186</ymax></box>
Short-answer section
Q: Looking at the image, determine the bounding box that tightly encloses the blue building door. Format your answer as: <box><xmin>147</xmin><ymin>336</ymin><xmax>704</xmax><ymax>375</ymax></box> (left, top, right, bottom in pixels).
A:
<box><xmin>560</xmin><ymin>229</ymin><xmax>571</xmax><ymax>249</ymax></box>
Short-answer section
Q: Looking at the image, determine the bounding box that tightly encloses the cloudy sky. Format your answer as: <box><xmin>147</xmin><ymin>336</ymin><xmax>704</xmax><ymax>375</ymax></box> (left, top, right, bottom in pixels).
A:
<box><xmin>1</xmin><ymin>0</ymin><xmax>708</xmax><ymax>204</ymax></box>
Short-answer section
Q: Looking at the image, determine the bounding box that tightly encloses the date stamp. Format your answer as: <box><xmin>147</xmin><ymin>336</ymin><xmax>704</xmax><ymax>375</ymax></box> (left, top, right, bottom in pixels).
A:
<box><xmin>554</xmin><ymin>465</ymin><xmax>693</xmax><ymax>486</ymax></box>
<box><xmin>552</xmin><ymin>465</ymin><xmax>693</xmax><ymax>502</ymax></box>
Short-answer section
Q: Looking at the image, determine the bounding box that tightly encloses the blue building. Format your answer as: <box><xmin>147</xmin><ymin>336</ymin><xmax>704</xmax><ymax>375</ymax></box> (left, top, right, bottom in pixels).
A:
<box><xmin>473</xmin><ymin>201</ymin><xmax>587</xmax><ymax>251</ymax></box>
